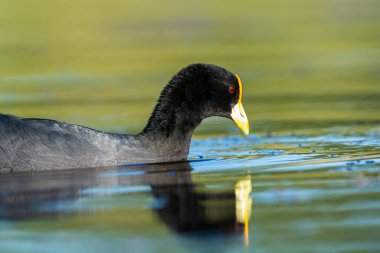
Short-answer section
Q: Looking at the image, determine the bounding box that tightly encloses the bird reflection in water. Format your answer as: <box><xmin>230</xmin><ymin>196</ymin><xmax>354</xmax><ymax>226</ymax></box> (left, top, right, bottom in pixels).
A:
<box><xmin>150</xmin><ymin>163</ymin><xmax>252</xmax><ymax>246</ymax></box>
<box><xmin>235</xmin><ymin>176</ymin><xmax>252</xmax><ymax>247</ymax></box>
<box><xmin>0</xmin><ymin>162</ymin><xmax>252</xmax><ymax>246</ymax></box>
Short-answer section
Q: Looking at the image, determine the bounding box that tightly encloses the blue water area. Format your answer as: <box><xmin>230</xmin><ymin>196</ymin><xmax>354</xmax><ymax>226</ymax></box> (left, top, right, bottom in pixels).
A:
<box><xmin>0</xmin><ymin>132</ymin><xmax>379</xmax><ymax>253</ymax></box>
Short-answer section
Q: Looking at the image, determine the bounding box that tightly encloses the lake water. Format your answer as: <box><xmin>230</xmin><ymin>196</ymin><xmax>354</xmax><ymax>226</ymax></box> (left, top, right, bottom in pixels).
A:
<box><xmin>1</xmin><ymin>132</ymin><xmax>380</xmax><ymax>253</ymax></box>
<box><xmin>1</xmin><ymin>0</ymin><xmax>380</xmax><ymax>252</ymax></box>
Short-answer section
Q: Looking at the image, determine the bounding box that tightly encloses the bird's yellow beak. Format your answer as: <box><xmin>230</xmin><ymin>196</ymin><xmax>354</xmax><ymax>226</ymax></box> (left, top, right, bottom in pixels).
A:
<box><xmin>231</xmin><ymin>102</ymin><xmax>249</xmax><ymax>135</ymax></box>
<box><xmin>231</xmin><ymin>74</ymin><xmax>249</xmax><ymax>135</ymax></box>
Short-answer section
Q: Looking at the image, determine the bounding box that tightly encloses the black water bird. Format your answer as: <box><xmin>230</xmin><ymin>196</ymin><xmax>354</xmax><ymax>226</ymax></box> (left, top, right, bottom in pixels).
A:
<box><xmin>0</xmin><ymin>64</ymin><xmax>249</xmax><ymax>172</ymax></box>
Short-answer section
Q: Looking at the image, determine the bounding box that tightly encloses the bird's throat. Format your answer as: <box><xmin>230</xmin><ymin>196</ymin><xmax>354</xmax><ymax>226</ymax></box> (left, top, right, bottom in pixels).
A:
<box><xmin>140</xmin><ymin>105</ymin><xmax>203</xmax><ymax>161</ymax></box>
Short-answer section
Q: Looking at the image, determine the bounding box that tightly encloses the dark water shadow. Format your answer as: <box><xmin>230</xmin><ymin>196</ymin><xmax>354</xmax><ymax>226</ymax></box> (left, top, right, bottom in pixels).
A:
<box><xmin>0</xmin><ymin>162</ymin><xmax>252</xmax><ymax>239</ymax></box>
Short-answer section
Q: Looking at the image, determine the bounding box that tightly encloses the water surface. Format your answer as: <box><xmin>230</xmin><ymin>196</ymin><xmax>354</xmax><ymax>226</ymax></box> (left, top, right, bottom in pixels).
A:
<box><xmin>1</xmin><ymin>132</ymin><xmax>380</xmax><ymax>253</ymax></box>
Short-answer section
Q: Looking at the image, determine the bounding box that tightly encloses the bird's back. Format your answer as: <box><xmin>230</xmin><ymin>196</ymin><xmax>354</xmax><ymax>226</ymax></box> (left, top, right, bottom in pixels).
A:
<box><xmin>0</xmin><ymin>114</ymin><xmax>129</xmax><ymax>172</ymax></box>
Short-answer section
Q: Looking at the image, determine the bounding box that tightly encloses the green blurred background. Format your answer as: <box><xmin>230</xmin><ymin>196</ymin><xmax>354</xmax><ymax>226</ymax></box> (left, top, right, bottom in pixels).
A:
<box><xmin>0</xmin><ymin>0</ymin><xmax>379</xmax><ymax>136</ymax></box>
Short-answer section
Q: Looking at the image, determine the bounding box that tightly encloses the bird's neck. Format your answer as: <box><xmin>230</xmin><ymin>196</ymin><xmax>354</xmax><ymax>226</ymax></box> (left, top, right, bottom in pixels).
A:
<box><xmin>136</xmin><ymin>71</ymin><xmax>209</xmax><ymax>161</ymax></box>
<box><xmin>139</xmin><ymin>102</ymin><xmax>204</xmax><ymax>160</ymax></box>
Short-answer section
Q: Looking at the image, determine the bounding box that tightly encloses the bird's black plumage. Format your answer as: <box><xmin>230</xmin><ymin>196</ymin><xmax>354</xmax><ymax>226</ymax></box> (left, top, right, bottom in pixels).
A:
<box><xmin>0</xmin><ymin>64</ymin><xmax>246</xmax><ymax>172</ymax></box>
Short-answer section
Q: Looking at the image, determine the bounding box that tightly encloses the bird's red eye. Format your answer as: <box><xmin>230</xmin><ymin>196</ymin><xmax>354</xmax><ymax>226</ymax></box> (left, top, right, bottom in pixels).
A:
<box><xmin>229</xmin><ymin>86</ymin><xmax>235</xmax><ymax>94</ymax></box>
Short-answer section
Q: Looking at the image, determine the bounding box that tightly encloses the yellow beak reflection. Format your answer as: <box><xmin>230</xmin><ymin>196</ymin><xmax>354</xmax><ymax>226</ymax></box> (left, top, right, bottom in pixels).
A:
<box><xmin>231</xmin><ymin>102</ymin><xmax>249</xmax><ymax>135</ymax></box>
<box><xmin>235</xmin><ymin>176</ymin><xmax>252</xmax><ymax>247</ymax></box>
